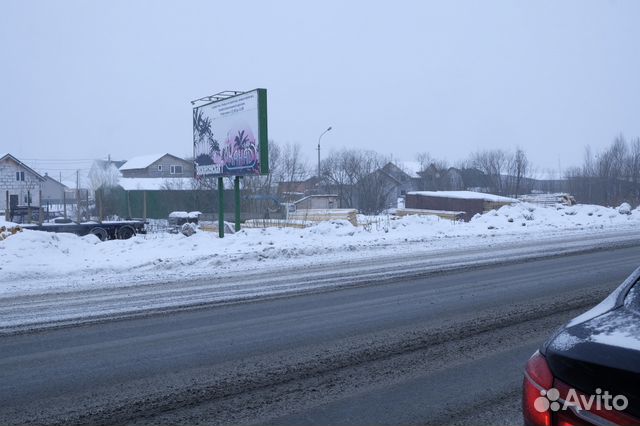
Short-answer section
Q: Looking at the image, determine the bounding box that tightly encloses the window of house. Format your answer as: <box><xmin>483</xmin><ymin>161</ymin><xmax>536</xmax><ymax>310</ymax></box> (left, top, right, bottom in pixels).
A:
<box><xmin>170</xmin><ymin>165</ymin><xmax>183</xmax><ymax>174</ymax></box>
<box><xmin>16</xmin><ymin>171</ymin><xmax>25</xmax><ymax>181</ymax></box>
<box><xmin>157</xmin><ymin>165</ymin><xmax>163</xmax><ymax>172</ymax></box>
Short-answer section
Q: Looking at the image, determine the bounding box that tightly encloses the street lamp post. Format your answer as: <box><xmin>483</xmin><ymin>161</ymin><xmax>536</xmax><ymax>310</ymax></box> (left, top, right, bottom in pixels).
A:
<box><xmin>317</xmin><ymin>126</ymin><xmax>332</xmax><ymax>178</ymax></box>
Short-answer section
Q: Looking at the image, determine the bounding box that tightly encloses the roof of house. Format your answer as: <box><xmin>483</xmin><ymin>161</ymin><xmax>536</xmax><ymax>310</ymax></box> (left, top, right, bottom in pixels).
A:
<box><xmin>0</xmin><ymin>153</ymin><xmax>46</xmax><ymax>181</ymax></box>
<box><xmin>120</xmin><ymin>153</ymin><xmax>189</xmax><ymax>171</ymax></box>
<box><xmin>43</xmin><ymin>174</ymin><xmax>68</xmax><ymax>188</ymax></box>
<box><xmin>119</xmin><ymin>153</ymin><xmax>165</xmax><ymax>171</ymax></box>
<box><xmin>293</xmin><ymin>194</ymin><xmax>339</xmax><ymax>205</ymax></box>
<box><xmin>407</xmin><ymin>191</ymin><xmax>519</xmax><ymax>203</ymax></box>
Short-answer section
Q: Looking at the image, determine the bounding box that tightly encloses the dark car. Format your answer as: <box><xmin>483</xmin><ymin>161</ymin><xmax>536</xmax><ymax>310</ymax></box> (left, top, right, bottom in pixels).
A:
<box><xmin>523</xmin><ymin>267</ymin><xmax>640</xmax><ymax>426</ymax></box>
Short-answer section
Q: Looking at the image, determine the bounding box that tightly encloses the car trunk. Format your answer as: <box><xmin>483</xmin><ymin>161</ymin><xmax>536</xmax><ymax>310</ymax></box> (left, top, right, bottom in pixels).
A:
<box><xmin>545</xmin><ymin>307</ymin><xmax>640</xmax><ymax>419</ymax></box>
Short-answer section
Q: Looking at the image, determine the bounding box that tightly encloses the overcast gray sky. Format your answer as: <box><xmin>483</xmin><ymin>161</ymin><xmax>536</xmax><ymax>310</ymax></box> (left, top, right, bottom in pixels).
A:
<box><xmin>2</xmin><ymin>0</ymin><xmax>639</xmax><ymax>178</ymax></box>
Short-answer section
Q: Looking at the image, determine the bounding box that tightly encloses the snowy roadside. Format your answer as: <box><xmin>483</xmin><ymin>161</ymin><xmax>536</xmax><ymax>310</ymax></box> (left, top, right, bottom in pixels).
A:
<box><xmin>1</xmin><ymin>228</ymin><xmax>639</xmax><ymax>333</ymax></box>
<box><xmin>1</xmin><ymin>202</ymin><xmax>639</xmax><ymax>298</ymax></box>
<box><xmin>0</xmin><ymin>202</ymin><xmax>640</xmax><ymax>332</ymax></box>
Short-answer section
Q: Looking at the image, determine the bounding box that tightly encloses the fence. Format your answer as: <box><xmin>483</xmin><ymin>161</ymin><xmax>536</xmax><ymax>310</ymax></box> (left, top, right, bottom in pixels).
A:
<box><xmin>98</xmin><ymin>188</ymin><xmax>285</xmax><ymax>220</ymax></box>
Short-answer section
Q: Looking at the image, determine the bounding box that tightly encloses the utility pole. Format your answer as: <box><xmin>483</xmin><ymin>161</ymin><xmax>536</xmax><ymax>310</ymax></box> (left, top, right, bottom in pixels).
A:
<box><xmin>317</xmin><ymin>126</ymin><xmax>332</xmax><ymax>178</ymax></box>
<box><xmin>76</xmin><ymin>170</ymin><xmax>80</xmax><ymax>222</ymax></box>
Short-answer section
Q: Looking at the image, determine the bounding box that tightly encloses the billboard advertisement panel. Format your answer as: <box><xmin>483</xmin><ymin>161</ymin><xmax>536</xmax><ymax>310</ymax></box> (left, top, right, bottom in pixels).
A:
<box><xmin>193</xmin><ymin>89</ymin><xmax>268</xmax><ymax>177</ymax></box>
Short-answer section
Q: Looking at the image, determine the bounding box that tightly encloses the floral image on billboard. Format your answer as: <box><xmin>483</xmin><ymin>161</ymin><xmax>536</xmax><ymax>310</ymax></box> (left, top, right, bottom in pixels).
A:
<box><xmin>193</xmin><ymin>89</ymin><xmax>268</xmax><ymax>177</ymax></box>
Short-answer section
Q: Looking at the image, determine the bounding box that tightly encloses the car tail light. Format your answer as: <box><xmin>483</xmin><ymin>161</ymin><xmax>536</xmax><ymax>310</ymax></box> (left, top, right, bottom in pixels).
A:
<box><xmin>523</xmin><ymin>351</ymin><xmax>639</xmax><ymax>426</ymax></box>
<box><xmin>523</xmin><ymin>351</ymin><xmax>554</xmax><ymax>426</ymax></box>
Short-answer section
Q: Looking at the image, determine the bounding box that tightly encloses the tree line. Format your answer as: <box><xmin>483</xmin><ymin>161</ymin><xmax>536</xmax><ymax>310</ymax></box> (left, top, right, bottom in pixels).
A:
<box><xmin>254</xmin><ymin>135</ymin><xmax>640</xmax><ymax>212</ymax></box>
<box><xmin>241</xmin><ymin>142</ymin><xmax>538</xmax><ymax>214</ymax></box>
<box><xmin>565</xmin><ymin>135</ymin><xmax>640</xmax><ymax>207</ymax></box>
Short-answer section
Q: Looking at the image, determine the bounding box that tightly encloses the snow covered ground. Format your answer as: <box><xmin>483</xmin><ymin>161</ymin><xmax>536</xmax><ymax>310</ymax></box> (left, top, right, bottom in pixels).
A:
<box><xmin>1</xmin><ymin>202</ymin><xmax>640</xmax><ymax>331</ymax></box>
<box><xmin>1</xmin><ymin>202</ymin><xmax>639</xmax><ymax>298</ymax></box>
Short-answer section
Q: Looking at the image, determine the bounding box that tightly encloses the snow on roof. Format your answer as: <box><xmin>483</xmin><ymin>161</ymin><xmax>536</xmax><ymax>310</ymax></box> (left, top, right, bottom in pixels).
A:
<box><xmin>118</xmin><ymin>177</ymin><xmax>194</xmax><ymax>191</ymax></box>
<box><xmin>293</xmin><ymin>194</ymin><xmax>339</xmax><ymax>205</ymax></box>
<box><xmin>407</xmin><ymin>191</ymin><xmax>519</xmax><ymax>203</ymax></box>
<box><xmin>119</xmin><ymin>153</ymin><xmax>166</xmax><ymax>171</ymax></box>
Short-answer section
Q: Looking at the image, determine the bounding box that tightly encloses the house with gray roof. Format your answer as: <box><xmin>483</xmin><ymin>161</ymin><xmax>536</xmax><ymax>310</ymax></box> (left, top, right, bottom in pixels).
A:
<box><xmin>119</xmin><ymin>153</ymin><xmax>194</xmax><ymax>179</ymax></box>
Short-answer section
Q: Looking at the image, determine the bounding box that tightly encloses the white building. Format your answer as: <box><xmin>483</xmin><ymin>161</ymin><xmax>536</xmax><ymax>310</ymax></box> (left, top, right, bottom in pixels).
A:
<box><xmin>0</xmin><ymin>153</ymin><xmax>45</xmax><ymax>211</ymax></box>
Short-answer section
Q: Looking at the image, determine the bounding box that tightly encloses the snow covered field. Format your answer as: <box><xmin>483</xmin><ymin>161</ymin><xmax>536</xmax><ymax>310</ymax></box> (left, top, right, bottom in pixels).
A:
<box><xmin>1</xmin><ymin>202</ymin><xmax>639</xmax><ymax>298</ymax></box>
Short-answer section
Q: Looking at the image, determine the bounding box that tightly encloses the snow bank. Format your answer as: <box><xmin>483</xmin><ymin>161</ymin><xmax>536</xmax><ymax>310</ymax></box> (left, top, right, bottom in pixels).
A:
<box><xmin>0</xmin><ymin>219</ymin><xmax>18</xmax><ymax>228</ymax></box>
<box><xmin>1</xmin><ymin>203</ymin><xmax>639</xmax><ymax>296</ymax></box>
<box><xmin>618</xmin><ymin>203</ymin><xmax>632</xmax><ymax>215</ymax></box>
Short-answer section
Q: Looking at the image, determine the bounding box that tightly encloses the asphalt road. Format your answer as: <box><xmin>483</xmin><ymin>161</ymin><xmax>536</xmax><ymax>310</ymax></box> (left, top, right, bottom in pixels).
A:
<box><xmin>1</xmin><ymin>245</ymin><xmax>639</xmax><ymax>425</ymax></box>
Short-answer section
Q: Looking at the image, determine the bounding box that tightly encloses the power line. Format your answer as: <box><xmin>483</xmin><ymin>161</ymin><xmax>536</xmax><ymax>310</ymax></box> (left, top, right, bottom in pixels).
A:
<box><xmin>32</xmin><ymin>167</ymin><xmax>92</xmax><ymax>170</ymax></box>
<box><xmin>20</xmin><ymin>158</ymin><xmax>97</xmax><ymax>162</ymax></box>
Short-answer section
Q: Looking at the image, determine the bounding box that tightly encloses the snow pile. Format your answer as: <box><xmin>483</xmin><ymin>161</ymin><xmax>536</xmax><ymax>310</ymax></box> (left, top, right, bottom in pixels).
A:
<box><xmin>618</xmin><ymin>203</ymin><xmax>632</xmax><ymax>215</ymax></box>
<box><xmin>0</xmin><ymin>219</ymin><xmax>20</xmax><ymax>240</ymax></box>
<box><xmin>169</xmin><ymin>211</ymin><xmax>201</xmax><ymax>219</ymax></box>
<box><xmin>469</xmin><ymin>203</ymin><xmax>633</xmax><ymax>230</ymax></box>
<box><xmin>169</xmin><ymin>211</ymin><xmax>189</xmax><ymax>218</ymax></box>
<box><xmin>0</xmin><ymin>219</ymin><xmax>18</xmax><ymax>228</ymax></box>
<box><xmin>1</xmin><ymin>203</ymin><xmax>640</xmax><ymax>296</ymax></box>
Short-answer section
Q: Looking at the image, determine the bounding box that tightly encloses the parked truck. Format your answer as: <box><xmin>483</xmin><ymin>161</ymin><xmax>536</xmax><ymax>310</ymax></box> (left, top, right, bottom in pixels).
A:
<box><xmin>21</xmin><ymin>219</ymin><xmax>146</xmax><ymax>241</ymax></box>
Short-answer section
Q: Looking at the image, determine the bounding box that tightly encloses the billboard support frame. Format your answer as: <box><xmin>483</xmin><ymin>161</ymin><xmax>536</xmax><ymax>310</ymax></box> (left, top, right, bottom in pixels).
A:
<box><xmin>190</xmin><ymin>91</ymin><xmax>244</xmax><ymax>107</ymax></box>
<box><xmin>234</xmin><ymin>176</ymin><xmax>241</xmax><ymax>232</ymax></box>
<box><xmin>218</xmin><ymin>177</ymin><xmax>224</xmax><ymax>238</ymax></box>
<box><xmin>193</xmin><ymin>89</ymin><xmax>268</xmax><ymax>238</ymax></box>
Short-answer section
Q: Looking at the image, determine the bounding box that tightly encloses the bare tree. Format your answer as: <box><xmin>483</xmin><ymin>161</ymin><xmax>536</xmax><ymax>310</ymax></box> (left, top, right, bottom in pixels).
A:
<box><xmin>627</xmin><ymin>138</ymin><xmax>640</xmax><ymax>201</ymax></box>
<box><xmin>355</xmin><ymin>151</ymin><xmax>392</xmax><ymax>213</ymax></box>
<box><xmin>470</xmin><ymin>149</ymin><xmax>508</xmax><ymax>194</ymax></box>
<box><xmin>321</xmin><ymin>149</ymin><xmax>361</xmax><ymax>208</ymax></box>
<box><xmin>239</xmin><ymin>140</ymin><xmax>282</xmax><ymax>194</ymax></box>
<box><xmin>321</xmin><ymin>149</ymin><xmax>390</xmax><ymax>212</ymax></box>
<box><xmin>506</xmin><ymin>148</ymin><xmax>530</xmax><ymax>197</ymax></box>
<box><xmin>566</xmin><ymin>135</ymin><xmax>640</xmax><ymax>206</ymax></box>
<box><xmin>281</xmin><ymin>143</ymin><xmax>308</xmax><ymax>184</ymax></box>
<box><xmin>88</xmin><ymin>162</ymin><xmax>120</xmax><ymax>192</ymax></box>
<box><xmin>414</xmin><ymin>152</ymin><xmax>450</xmax><ymax>190</ymax></box>
<box><xmin>267</xmin><ymin>142</ymin><xmax>310</xmax><ymax>199</ymax></box>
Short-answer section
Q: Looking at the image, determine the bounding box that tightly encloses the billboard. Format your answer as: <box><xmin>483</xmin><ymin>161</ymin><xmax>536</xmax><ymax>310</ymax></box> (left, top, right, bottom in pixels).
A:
<box><xmin>193</xmin><ymin>89</ymin><xmax>268</xmax><ymax>177</ymax></box>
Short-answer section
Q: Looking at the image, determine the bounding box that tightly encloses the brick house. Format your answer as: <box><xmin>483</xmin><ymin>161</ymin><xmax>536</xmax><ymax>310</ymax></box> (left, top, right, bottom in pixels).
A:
<box><xmin>0</xmin><ymin>153</ymin><xmax>45</xmax><ymax>211</ymax></box>
<box><xmin>119</xmin><ymin>153</ymin><xmax>194</xmax><ymax>179</ymax></box>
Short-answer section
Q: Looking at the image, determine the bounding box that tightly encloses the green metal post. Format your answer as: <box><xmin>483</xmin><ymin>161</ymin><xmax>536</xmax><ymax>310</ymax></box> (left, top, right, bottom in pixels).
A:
<box><xmin>218</xmin><ymin>177</ymin><xmax>224</xmax><ymax>238</ymax></box>
<box><xmin>234</xmin><ymin>176</ymin><xmax>241</xmax><ymax>232</ymax></box>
